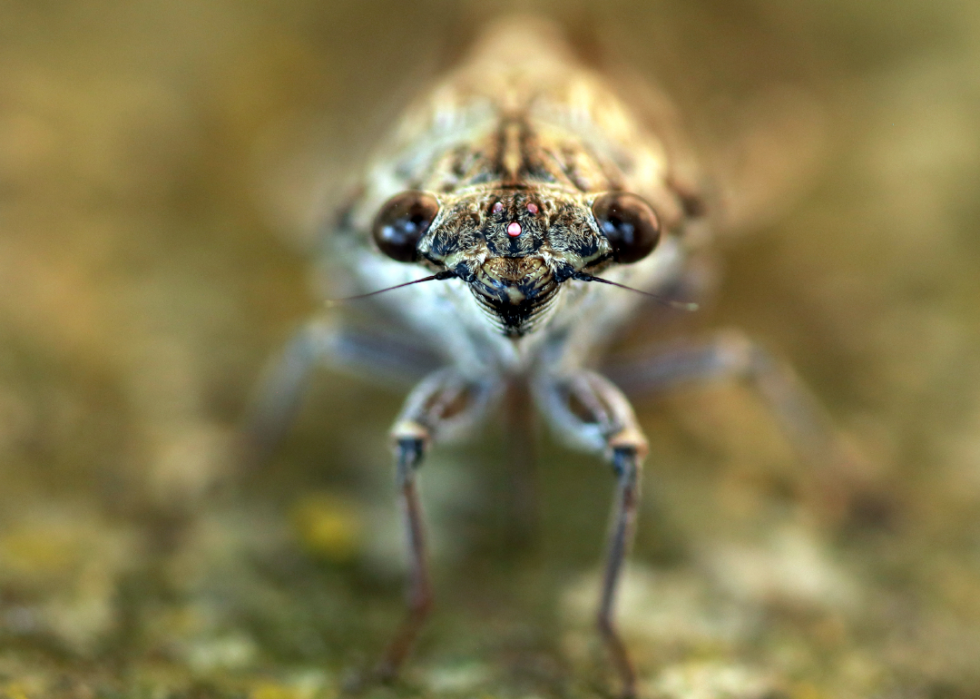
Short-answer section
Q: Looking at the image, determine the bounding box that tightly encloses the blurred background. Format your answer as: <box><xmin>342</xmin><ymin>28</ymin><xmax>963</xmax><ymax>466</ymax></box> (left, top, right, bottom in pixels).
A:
<box><xmin>1</xmin><ymin>0</ymin><xmax>979</xmax><ymax>697</ymax></box>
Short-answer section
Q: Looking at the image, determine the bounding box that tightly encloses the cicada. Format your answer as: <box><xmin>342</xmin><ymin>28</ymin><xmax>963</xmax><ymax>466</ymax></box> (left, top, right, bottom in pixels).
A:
<box><xmin>245</xmin><ymin>16</ymin><xmax>848</xmax><ymax>698</ymax></box>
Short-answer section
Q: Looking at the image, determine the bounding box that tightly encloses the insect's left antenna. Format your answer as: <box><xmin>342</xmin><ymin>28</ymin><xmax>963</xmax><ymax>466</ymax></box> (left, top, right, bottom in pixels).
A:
<box><xmin>575</xmin><ymin>273</ymin><xmax>699</xmax><ymax>312</ymax></box>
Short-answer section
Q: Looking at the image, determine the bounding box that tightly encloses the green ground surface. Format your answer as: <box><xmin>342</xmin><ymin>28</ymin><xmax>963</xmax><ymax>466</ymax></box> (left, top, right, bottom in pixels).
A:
<box><xmin>2</xmin><ymin>1</ymin><xmax>980</xmax><ymax>697</ymax></box>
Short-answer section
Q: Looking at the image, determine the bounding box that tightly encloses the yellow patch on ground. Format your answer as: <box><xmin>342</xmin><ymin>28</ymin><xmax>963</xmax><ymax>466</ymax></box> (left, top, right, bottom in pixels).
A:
<box><xmin>290</xmin><ymin>491</ymin><xmax>364</xmax><ymax>562</ymax></box>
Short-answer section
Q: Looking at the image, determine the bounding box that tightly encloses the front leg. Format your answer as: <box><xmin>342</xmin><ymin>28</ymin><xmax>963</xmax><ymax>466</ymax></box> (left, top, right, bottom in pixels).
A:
<box><xmin>377</xmin><ymin>368</ymin><xmax>498</xmax><ymax>681</ymax></box>
<box><xmin>535</xmin><ymin>371</ymin><xmax>649</xmax><ymax>699</ymax></box>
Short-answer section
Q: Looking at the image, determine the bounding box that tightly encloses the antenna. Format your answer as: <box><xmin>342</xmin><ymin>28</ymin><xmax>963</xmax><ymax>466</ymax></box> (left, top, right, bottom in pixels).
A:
<box><xmin>325</xmin><ymin>271</ymin><xmax>456</xmax><ymax>307</ymax></box>
<box><xmin>575</xmin><ymin>273</ymin><xmax>699</xmax><ymax>312</ymax></box>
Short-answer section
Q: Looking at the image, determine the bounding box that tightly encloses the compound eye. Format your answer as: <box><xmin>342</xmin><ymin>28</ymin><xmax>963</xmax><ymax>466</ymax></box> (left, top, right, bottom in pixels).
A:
<box><xmin>592</xmin><ymin>192</ymin><xmax>661</xmax><ymax>264</ymax></box>
<box><xmin>372</xmin><ymin>191</ymin><xmax>440</xmax><ymax>262</ymax></box>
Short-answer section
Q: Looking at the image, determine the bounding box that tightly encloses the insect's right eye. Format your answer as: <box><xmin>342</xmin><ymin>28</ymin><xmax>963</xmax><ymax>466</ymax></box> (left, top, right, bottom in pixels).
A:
<box><xmin>372</xmin><ymin>191</ymin><xmax>440</xmax><ymax>263</ymax></box>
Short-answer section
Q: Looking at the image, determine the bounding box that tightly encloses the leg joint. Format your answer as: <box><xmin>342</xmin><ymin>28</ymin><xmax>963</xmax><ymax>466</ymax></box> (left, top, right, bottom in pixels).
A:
<box><xmin>394</xmin><ymin>435</ymin><xmax>426</xmax><ymax>482</ymax></box>
<box><xmin>611</xmin><ymin>447</ymin><xmax>640</xmax><ymax>485</ymax></box>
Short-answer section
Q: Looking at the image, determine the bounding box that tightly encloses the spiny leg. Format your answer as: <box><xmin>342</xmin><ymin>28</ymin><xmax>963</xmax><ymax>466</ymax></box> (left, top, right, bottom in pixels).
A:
<box><xmin>375</xmin><ymin>369</ymin><xmax>497</xmax><ymax>681</ymax></box>
<box><xmin>535</xmin><ymin>371</ymin><xmax>648</xmax><ymax>698</ymax></box>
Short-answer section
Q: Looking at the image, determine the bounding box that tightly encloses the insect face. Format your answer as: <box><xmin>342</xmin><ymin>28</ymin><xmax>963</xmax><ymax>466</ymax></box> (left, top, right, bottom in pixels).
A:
<box><xmin>372</xmin><ymin>187</ymin><xmax>662</xmax><ymax>337</ymax></box>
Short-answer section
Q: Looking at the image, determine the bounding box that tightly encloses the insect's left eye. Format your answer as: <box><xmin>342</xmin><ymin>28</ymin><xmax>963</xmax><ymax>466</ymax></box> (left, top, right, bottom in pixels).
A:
<box><xmin>372</xmin><ymin>191</ymin><xmax>440</xmax><ymax>263</ymax></box>
<box><xmin>592</xmin><ymin>192</ymin><xmax>661</xmax><ymax>264</ymax></box>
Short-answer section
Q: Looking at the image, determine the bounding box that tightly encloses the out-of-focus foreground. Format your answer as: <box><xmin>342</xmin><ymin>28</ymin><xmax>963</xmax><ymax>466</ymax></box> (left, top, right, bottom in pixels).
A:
<box><xmin>1</xmin><ymin>1</ymin><xmax>979</xmax><ymax>697</ymax></box>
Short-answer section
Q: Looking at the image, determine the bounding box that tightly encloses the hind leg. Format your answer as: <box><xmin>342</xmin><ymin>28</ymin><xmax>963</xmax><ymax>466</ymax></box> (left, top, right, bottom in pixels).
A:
<box><xmin>603</xmin><ymin>329</ymin><xmax>872</xmax><ymax>517</ymax></box>
<box><xmin>240</xmin><ymin>316</ymin><xmax>440</xmax><ymax>468</ymax></box>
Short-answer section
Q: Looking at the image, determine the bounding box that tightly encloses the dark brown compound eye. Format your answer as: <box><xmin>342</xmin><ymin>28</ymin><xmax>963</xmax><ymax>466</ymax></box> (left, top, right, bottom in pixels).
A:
<box><xmin>592</xmin><ymin>192</ymin><xmax>661</xmax><ymax>264</ymax></box>
<box><xmin>371</xmin><ymin>191</ymin><xmax>440</xmax><ymax>262</ymax></box>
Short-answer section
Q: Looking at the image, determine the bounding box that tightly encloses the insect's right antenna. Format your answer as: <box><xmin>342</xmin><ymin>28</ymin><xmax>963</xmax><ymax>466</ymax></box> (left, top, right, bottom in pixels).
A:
<box><xmin>326</xmin><ymin>271</ymin><xmax>456</xmax><ymax>307</ymax></box>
